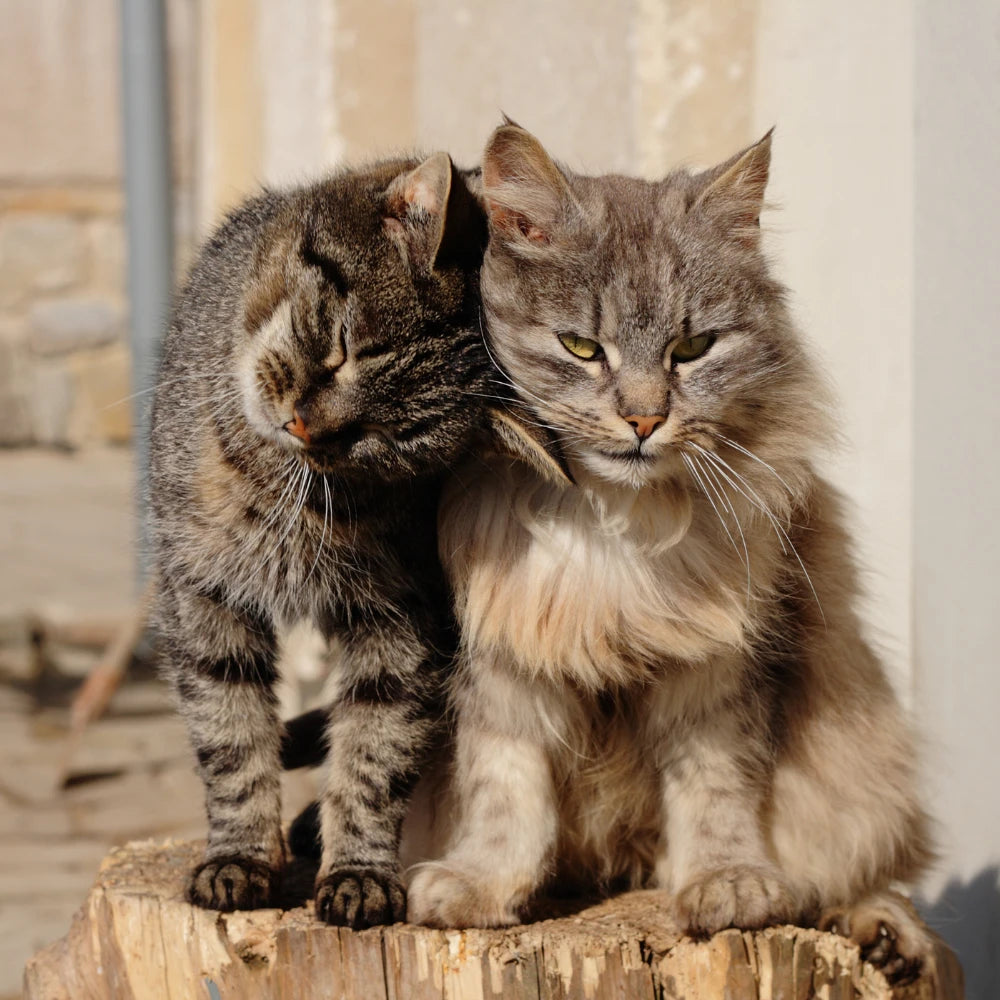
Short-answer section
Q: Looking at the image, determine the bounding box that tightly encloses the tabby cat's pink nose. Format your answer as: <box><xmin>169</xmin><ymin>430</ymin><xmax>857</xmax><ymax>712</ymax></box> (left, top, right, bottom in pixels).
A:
<box><xmin>284</xmin><ymin>407</ymin><xmax>311</xmax><ymax>445</ymax></box>
<box><xmin>624</xmin><ymin>414</ymin><xmax>665</xmax><ymax>440</ymax></box>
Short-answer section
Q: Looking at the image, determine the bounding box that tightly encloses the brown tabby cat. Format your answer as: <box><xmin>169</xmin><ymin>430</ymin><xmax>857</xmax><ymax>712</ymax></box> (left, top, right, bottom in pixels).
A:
<box><xmin>407</xmin><ymin>123</ymin><xmax>934</xmax><ymax>982</ymax></box>
<box><xmin>149</xmin><ymin>152</ymin><xmax>550</xmax><ymax>928</ymax></box>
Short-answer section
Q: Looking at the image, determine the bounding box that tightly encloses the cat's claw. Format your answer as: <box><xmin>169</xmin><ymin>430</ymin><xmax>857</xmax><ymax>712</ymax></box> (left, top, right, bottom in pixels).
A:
<box><xmin>819</xmin><ymin>893</ymin><xmax>932</xmax><ymax>986</ymax></box>
<box><xmin>675</xmin><ymin>865</ymin><xmax>798</xmax><ymax>937</ymax></box>
<box><xmin>188</xmin><ymin>856</ymin><xmax>278</xmax><ymax>911</ymax></box>
<box><xmin>315</xmin><ymin>867</ymin><xmax>406</xmax><ymax>929</ymax></box>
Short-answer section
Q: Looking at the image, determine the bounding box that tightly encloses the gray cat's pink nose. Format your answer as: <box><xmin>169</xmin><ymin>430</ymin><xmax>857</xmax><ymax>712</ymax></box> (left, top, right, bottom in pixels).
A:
<box><xmin>624</xmin><ymin>414</ymin><xmax>665</xmax><ymax>440</ymax></box>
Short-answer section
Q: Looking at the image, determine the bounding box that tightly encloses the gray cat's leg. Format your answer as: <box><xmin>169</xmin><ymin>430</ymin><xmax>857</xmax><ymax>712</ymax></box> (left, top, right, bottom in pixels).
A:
<box><xmin>767</xmin><ymin>639</ymin><xmax>934</xmax><ymax>978</ymax></box>
<box><xmin>313</xmin><ymin>617</ymin><xmax>439</xmax><ymax>929</ymax></box>
<box><xmin>818</xmin><ymin>891</ymin><xmax>935</xmax><ymax>987</ymax></box>
<box><xmin>159</xmin><ymin>580</ymin><xmax>285</xmax><ymax>910</ymax></box>
<box><xmin>651</xmin><ymin>683</ymin><xmax>799</xmax><ymax>935</ymax></box>
<box><xmin>407</xmin><ymin>663</ymin><xmax>560</xmax><ymax>928</ymax></box>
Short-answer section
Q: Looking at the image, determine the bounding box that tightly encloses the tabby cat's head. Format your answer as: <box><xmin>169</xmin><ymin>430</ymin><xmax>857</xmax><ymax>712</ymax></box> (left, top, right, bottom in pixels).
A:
<box><xmin>237</xmin><ymin>153</ymin><xmax>489</xmax><ymax>481</ymax></box>
<box><xmin>479</xmin><ymin>123</ymin><xmax>827</xmax><ymax>493</ymax></box>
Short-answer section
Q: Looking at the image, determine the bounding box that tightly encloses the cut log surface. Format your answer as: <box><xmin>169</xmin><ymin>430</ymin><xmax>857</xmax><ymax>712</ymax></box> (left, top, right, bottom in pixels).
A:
<box><xmin>24</xmin><ymin>840</ymin><xmax>963</xmax><ymax>1000</ymax></box>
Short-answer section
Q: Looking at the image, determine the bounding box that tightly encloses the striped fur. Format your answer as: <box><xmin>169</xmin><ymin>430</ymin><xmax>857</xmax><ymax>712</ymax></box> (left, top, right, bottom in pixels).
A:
<box><xmin>407</xmin><ymin>126</ymin><xmax>934</xmax><ymax>981</ymax></box>
<box><xmin>150</xmin><ymin>154</ymin><xmax>491</xmax><ymax>928</ymax></box>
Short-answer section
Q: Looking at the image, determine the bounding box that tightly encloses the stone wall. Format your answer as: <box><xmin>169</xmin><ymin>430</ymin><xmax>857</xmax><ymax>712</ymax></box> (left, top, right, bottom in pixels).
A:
<box><xmin>0</xmin><ymin>0</ymin><xmax>196</xmax><ymax>449</ymax></box>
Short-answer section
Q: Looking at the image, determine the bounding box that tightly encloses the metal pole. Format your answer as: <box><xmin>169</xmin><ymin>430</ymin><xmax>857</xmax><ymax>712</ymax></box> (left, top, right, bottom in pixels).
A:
<box><xmin>120</xmin><ymin>0</ymin><xmax>174</xmax><ymax>586</ymax></box>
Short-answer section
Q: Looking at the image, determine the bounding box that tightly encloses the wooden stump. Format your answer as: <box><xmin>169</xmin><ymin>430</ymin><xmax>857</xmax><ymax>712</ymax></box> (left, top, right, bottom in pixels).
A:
<box><xmin>24</xmin><ymin>840</ymin><xmax>963</xmax><ymax>1000</ymax></box>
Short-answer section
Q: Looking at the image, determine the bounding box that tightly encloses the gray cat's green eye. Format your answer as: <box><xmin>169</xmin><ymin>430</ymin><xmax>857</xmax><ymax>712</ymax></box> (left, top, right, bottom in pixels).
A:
<box><xmin>672</xmin><ymin>333</ymin><xmax>716</xmax><ymax>363</ymax></box>
<box><xmin>558</xmin><ymin>333</ymin><xmax>603</xmax><ymax>361</ymax></box>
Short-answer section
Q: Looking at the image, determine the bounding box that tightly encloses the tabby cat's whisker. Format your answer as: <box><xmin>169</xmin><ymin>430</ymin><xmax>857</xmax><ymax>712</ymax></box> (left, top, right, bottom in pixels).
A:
<box><xmin>263</xmin><ymin>460</ymin><xmax>311</xmax><ymax>569</ymax></box>
<box><xmin>102</xmin><ymin>369</ymin><xmax>232</xmax><ymax>411</ymax></box>
<box><xmin>304</xmin><ymin>472</ymin><xmax>330</xmax><ymax>584</ymax></box>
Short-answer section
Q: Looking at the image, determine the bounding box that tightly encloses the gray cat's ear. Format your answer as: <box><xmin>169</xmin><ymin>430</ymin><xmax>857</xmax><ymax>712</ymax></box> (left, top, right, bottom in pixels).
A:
<box><xmin>691</xmin><ymin>129</ymin><xmax>773</xmax><ymax>243</ymax></box>
<box><xmin>384</xmin><ymin>152</ymin><xmax>455</xmax><ymax>270</ymax></box>
<box><xmin>487</xmin><ymin>406</ymin><xmax>574</xmax><ymax>486</ymax></box>
<box><xmin>481</xmin><ymin>124</ymin><xmax>575</xmax><ymax>246</ymax></box>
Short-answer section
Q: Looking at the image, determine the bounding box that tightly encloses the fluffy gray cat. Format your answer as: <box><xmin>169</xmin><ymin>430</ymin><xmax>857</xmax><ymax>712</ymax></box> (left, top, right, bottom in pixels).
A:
<box><xmin>407</xmin><ymin>124</ymin><xmax>934</xmax><ymax>983</ymax></box>
<box><xmin>150</xmin><ymin>153</ymin><xmax>552</xmax><ymax>929</ymax></box>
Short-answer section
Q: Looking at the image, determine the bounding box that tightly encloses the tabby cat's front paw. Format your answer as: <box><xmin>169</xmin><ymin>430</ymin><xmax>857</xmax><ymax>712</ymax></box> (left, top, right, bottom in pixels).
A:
<box><xmin>407</xmin><ymin>866</ymin><xmax>520</xmax><ymax>928</ymax></box>
<box><xmin>315</xmin><ymin>867</ymin><xmax>406</xmax><ymax>929</ymax></box>
<box><xmin>188</xmin><ymin>856</ymin><xmax>279</xmax><ymax>911</ymax></box>
<box><xmin>819</xmin><ymin>892</ymin><xmax>932</xmax><ymax>986</ymax></box>
<box><xmin>675</xmin><ymin>865</ymin><xmax>798</xmax><ymax>937</ymax></box>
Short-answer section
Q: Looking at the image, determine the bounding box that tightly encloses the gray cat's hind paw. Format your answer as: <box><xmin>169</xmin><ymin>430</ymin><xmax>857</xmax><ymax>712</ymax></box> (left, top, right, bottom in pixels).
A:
<box><xmin>819</xmin><ymin>892</ymin><xmax>932</xmax><ymax>987</ymax></box>
<box><xmin>188</xmin><ymin>856</ymin><xmax>279</xmax><ymax>911</ymax></box>
<box><xmin>315</xmin><ymin>867</ymin><xmax>406</xmax><ymax>929</ymax></box>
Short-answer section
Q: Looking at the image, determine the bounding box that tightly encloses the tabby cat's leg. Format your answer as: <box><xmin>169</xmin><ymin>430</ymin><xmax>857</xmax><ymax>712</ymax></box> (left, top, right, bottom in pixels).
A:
<box><xmin>407</xmin><ymin>662</ymin><xmax>560</xmax><ymax>928</ymax></box>
<box><xmin>650</xmin><ymin>678</ymin><xmax>799</xmax><ymax>936</ymax></box>
<box><xmin>313</xmin><ymin>614</ymin><xmax>441</xmax><ymax>929</ymax></box>
<box><xmin>159</xmin><ymin>579</ymin><xmax>285</xmax><ymax>910</ymax></box>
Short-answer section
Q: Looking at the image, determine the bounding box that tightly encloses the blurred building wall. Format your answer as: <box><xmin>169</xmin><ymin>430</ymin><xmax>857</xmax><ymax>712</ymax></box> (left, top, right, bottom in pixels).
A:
<box><xmin>0</xmin><ymin>0</ymin><xmax>198</xmax><ymax>449</ymax></box>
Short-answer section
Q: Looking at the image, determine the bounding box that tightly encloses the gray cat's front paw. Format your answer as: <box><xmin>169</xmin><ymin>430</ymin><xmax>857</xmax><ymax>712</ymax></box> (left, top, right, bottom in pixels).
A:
<box><xmin>675</xmin><ymin>865</ymin><xmax>797</xmax><ymax>936</ymax></box>
<box><xmin>819</xmin><ymin>892</ymin><xmax>932</xmax><ymax>986</ymax></box>
<box><xmin>315</xmin><ymin>867</ymin><xmax>406</xmax><ymax>929</ymax></box>
<box><xmin>407</xmin><ymin>866</ymin><xmax>520</xmax><ymax>928</ymax></box>
<box><xmin>188</xmin><ymin>856</ymin><xmax>279</xmax><ymax>911</ymax></box>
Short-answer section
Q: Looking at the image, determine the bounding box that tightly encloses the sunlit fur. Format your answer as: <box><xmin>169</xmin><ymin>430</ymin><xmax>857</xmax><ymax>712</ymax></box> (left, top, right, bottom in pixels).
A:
<box><xmin>150</xmin><ymin>154</ymin><xmax>493</xmax><ymax>928</ymax></box>
<box><xmin>408</xmin><ymin>126</ymin><xmax>933</xmax><ymax>973</ymax></box>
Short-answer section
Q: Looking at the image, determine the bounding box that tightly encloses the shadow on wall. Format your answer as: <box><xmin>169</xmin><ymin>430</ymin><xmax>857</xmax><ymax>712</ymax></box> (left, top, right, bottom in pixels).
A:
<box><xmin>918</xmin><ymin>865</ymin><xmax>1000</xmax><ymax>1000</ymax></box>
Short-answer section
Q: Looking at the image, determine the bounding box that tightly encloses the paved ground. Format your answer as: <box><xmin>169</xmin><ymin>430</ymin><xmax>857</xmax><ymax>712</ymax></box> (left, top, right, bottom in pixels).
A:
<box><xmin>0</xmin><ymin>447</ymin><xmax>316</xmax><ymax>997</ymax></box>
<box><xmin>0</xmin><ymin>446</ymin><xmax>136</xmax><ymax>623</ymax></box>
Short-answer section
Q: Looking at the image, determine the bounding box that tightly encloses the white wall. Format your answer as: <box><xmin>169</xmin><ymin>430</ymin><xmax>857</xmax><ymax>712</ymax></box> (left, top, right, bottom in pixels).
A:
<box><xmin>754</xmin><ymin>0</ymin><xmax>915</xmax><ymax>689</ymax></box>
<box><xmin>913</xmin><ymin>1</ymin><xmax>1000</xmax><ymax>994</ymax></box>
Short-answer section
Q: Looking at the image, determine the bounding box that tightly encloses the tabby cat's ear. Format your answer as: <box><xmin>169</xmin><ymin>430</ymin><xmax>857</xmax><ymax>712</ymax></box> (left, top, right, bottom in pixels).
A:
<box><xmin>481</xmin><ymin>123</ymin><xmax>575</xmax><ymax>246</ymax></box>
<box><xmin>691</xmin><ymin>129</ymin><xmax>773</xmax><ymax>244</ymax></box>
<box><xmin>384</xmin><ymin>152</ymin><xmax>456</xmax><ymax>271</ymax></box>
<box><xmin>487</xmin><ymin>406</ymin><xmax>574</xmax><ymax>486</ymax></box>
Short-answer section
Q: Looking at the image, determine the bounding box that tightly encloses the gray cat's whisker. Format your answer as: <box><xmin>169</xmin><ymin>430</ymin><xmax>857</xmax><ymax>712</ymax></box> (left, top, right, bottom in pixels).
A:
<box><xmin>685</xmin><ymin>453</ymin><xmax>751</xmax><ymax>599</ymax></box>
<box><xmin>689</xmin><ymin>453</ymin><xmax>752</xmax><ymax>601</ymax></box>
<box><xmin>692</xmin><ymin>445</ymin><xmax>785</xmax><ymax>528</ymax></box>
<box><xmin>481</xmin><ymin>334</ymin><xmax>579</xmax><ymax>423</ymax></box>
<box><xmin>712</xmin><ymin>433</ymin><xmax>797</xmax><ymax>498</ymax></box>
<box><xmin>700</xmin><ymin>455</ymin><xmax>754</xmax><ymax>605</ymax></box>
<box><xmin>699</xmin><ymin>449</ymin><xmax>825</xmax><ymax>624</ymax></box>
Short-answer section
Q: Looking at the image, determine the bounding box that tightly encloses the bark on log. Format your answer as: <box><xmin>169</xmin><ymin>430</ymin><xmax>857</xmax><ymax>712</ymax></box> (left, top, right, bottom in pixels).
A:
<box><xmin>24</xmin><ymin>840</ymin><xmax>963</xmax><ymax>1000</ymax></box>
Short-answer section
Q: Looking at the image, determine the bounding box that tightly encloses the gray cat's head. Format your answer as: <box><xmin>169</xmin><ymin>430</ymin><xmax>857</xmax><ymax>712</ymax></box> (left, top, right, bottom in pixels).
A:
<box><xmin>479</xmin><ymin>123</ymin><xmax>828</xmax><ymax>495</ymax></box>
<box><xmin>236</xmin><ymin>153</ymin><xmax>489</xmax><ymax>481</ymax></box>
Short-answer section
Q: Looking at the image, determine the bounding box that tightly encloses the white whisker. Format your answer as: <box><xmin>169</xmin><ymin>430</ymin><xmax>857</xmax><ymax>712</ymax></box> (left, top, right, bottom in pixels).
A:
<box><xmin>698</xmin><ymin>447</ymin><xmax>825</xmax><ymax>624</ymax></box>
<box><xmin>690</xmin><ymin>454</ymin><xmax>752</xmax><ymax>604</ymax></box>
<box><xmin>712</xmin><ymin>432</ymin><xmax>797</xmax><ymax>497</ymax></box>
